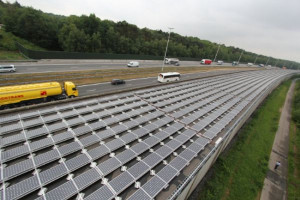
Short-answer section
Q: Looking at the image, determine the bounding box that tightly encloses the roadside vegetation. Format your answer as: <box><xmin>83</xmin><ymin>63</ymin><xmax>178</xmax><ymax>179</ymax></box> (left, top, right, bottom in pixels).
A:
<box><xmin>197</xmin><ymin>80</ymin><xmax>292</xmax><ymax>200</ymax></box>
<box><xmin>0</xmin><ymin>66</ymin><xmax>255</xmax><ymax>86</ymax></box>
<box><xmin>288</xmin><ymin>80</ymin><xmax>300</xmax><ymax>199</ymax></box>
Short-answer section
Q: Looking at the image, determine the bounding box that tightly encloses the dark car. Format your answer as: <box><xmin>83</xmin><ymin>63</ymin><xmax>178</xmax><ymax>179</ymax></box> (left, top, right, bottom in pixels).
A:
<box><xmin>111</xmin><ymin>79</ymin><xmax>125</xmax><ymax>85</ymax></box>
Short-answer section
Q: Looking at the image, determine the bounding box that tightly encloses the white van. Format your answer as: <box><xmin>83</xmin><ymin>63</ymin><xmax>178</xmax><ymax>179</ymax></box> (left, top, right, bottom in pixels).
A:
<box><xmin>0</xmin><ymin>65</ymin><xmax>16</xmax><ymax>73</ymax></box>
<box><xmin>127</xmin><ymin>61</ymin><xmax>139</xmax><ymax>67</ymax></box>
<box><xmin>158</xmin><ymin>72</ymin><xmax>180</xmax><ymax>83</ymax></box>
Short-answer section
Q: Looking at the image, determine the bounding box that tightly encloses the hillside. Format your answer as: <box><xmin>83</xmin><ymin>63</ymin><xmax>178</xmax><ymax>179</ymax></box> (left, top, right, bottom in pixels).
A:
<box><xmin>0</xmin><ymin>0</ymin><xmax>299</xmax><ymax>68</ymax></box>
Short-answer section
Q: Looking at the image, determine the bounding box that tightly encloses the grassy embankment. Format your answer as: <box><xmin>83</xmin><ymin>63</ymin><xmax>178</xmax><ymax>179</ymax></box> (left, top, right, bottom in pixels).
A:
<box><xmin>0</xmin><ymin>67</ymin><xmax>256</xmax><ymax>86</ymax></box>
<box><xmin>197</xmin><ymin>80</ymin><xmax>292</xmax><ymax>200</ymax></box>
<box><xmin>288</xmin><ymin>80</ymin><xmax>300</xmax><ymax>199</ymax></box>
<box><xmin>0</xmin><ymin>29</ymin><xmax>44</xmax><ymax>60</ymax></box>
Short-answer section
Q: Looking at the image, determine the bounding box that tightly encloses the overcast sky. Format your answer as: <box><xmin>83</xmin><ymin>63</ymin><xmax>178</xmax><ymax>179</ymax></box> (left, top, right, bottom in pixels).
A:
<box><xmin>6</xmin><ymin>0</ymin><xmax>300</xmax><ymax>63</ymax></box>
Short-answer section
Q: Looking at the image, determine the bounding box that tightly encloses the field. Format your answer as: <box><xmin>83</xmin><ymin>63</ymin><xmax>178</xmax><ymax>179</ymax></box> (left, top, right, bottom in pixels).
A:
<box><xmin>197</xmin><ymin>80</ymin><xmax>292</xmax><ymax>200</ymax></box>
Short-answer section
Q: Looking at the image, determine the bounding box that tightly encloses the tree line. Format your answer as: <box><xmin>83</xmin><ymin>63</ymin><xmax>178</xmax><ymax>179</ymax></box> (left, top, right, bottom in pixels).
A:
<box><xmin>0</xmin><ymin>1</ymin><xmax>298</xmax><ymax>69</ymax></box>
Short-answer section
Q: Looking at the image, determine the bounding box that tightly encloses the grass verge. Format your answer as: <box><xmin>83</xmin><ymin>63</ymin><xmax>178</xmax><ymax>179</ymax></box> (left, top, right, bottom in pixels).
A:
<box><xmin>288</xmin><ymin>80</ymin><xmax>300</xmax><ymax>200</ymax></box>
<box><xmin>197</xmin><ymin>80</ymin><xmax>292</xmax><ymax>200</ymax></box>
<box><xmin>0</xmin><ymin>50</ymin><xmax>26</xmax><ymax>60</ymax></box>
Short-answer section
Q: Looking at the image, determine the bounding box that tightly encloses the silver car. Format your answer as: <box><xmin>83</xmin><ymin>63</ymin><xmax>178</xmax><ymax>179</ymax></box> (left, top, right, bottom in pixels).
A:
<box><xmin>0</xmin><ymin>65</ymin><xmax>16</xmax><ymax>73</ymax></box>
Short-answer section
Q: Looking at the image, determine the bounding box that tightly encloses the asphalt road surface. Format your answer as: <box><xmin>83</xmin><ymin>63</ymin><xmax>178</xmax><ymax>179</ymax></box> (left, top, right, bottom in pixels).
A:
<box><xmin>1</xmin><ymin>59</ymin><xmax>250</xmax><ymax>74</ymax></box>
<box><xmin>77</xmin><ymin>70</ymin><xmax>244</xmax><ymax>96</ymax></box>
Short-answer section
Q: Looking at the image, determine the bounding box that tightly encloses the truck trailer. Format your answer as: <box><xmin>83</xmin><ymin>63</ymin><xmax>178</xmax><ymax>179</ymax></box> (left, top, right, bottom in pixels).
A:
<box><xmin>200</xmin><ymin>59</ymin><xmax>212</xmax><ymax>65</ymax></box>
<box><xmin>0</xmin><ymin>81</ymin><xmax>78</xmax><ymax>109</ymax></box>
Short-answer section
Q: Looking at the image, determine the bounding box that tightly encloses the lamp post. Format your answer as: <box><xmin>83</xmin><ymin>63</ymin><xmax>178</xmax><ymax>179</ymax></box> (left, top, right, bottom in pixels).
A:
<box><xmin>237</xmin><ymin>50</ymin><xmax>244</xmax><ymax>64</ymax></box>
<box><xmin>253</xmin><ymin>55</ymin><xmax>258</xmax><ymax>64</ymax></box>
<box><xmin>274</xmin><ymin>59</ymin><xmax>279</xmax><ymax>67</ymax></box>
<box><xmin>265</xmin><ymin>57</ymin><xmax>270</xmax><ymax>66</ymax></box>
<box><xmin>162</xmin><ymin>27</ymin><xmax>174</xmax><ymax>72</ymax></box>
<box><xmin>213</xmin><ymin>44</ymin><xmax>221</xmax><ymax>63</ymax></box>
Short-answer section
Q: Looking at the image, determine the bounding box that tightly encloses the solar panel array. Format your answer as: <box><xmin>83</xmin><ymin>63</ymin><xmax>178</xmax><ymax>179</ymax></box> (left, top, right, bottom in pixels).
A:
<box><xmin>0</xmin><ymin>70</ymin><xmax>295</xmax><ymax>200</ymax></box>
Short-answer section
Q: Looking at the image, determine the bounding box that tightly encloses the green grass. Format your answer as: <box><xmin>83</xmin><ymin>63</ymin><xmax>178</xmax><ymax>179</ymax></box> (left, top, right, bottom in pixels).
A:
<box><xmin>0</xmin><ymin>29</ymin><xmax>44</xmax><ymax>60</ymax></box>
<box><xmin>198</xmin><ymin>80</ymin><xmax>292</xmax><ymax>200</ymax></box>
<box><xmin>288</xmin><ymin>80</ymin><xmax>300</xmax><ymax>200</ymax></box>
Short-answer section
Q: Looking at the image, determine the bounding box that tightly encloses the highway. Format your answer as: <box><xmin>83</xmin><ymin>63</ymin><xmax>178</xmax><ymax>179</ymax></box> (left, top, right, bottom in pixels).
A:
<box><xmin>77</xmin><ymin>70</ymin><xmax>244</xmax><ymax>96</ymax></box>
<box><xmin>1</xmin><ymin>59</ymin><xmax>250</xmax><ymax>74</ymax></box>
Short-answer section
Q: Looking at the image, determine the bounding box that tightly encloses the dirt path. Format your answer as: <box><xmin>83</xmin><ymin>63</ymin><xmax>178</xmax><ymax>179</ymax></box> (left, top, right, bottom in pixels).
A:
<box><xmin>260</xmin><ymin>80</ymin><xmax>296</xmax><ymax>200</ymax></box>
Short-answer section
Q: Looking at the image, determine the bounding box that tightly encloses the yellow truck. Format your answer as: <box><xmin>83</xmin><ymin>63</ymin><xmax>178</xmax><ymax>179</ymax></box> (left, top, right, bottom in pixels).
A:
<box><xmin>0</xmin><ymin>81</ymin><xmax>78</xmax><ymax>109</ymax></box>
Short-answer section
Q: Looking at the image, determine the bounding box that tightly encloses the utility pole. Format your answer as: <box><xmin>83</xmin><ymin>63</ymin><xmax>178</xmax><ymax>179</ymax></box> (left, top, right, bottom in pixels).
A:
<box><xmin>162</xmin><ymin>27</ymin><xmax>174</xmax><ymax>72</ymax></box>
<box><xmin>265</xmin><ymin>57</ymin><xmax>270</xmax><ymax>66</ymax></box>
<box><xmin>253</xmin><ymin>55</ymin><xmax>258</xmax><ymax>64</ymax></box>
<box><xmin>274</xmin><ymin>59</ymin><xmax>279</xmax><ymax>67</ymax></box>
<box><xmin>237</xmin><ymin>51</ymin><xmax>244</xmax><ymax>64</ymax></box>
<box><xmin>213</xmin><ymin>44</ymin><xmax>221</xmax><ymax>63</ymax></box>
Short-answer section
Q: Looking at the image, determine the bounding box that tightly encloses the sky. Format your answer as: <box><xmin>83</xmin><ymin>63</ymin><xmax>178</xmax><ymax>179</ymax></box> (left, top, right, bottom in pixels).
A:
<box><xmin>6</xmin><ymin>0</ymin><xmax>300</xmax><ymax>63</ymax></box>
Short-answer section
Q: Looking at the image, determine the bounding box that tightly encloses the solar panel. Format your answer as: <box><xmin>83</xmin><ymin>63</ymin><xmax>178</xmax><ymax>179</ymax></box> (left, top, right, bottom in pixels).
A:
<box><xmin>42</xmin><ymin>114</ymin><xmax>61</xmax><ymax>123</ymax></box>
<box><xmin>30</xmin><ymin>137</ymin><xmax>53</xmax><ymax>152</ymax></box>
<box><xmin>97</xmin><ymin>157</ymin><xmax>121</xmax><ymax>176</ymax></box>
<box><xmin>131</xmin><ymin>127</ymin><xmax>149</xmax><ymax>138</ymax></box>
<box><xmin>157</xmin><ymin>165</ymin><xmax>178</xmax><ymax>184</ymax></box>
<box><xmin>0</xmin><ymin>114</ymin><xmax>19</xmax><ymax>124</ymax></box>
<box><xmin>115</xmin><ymin>113</ymin><xmax>130</xmax><ymax>121</ymax></box>
<box><xmin>65</xmin><ymin>117</ymin><xmax>85</xmax><ymax>127</ymax></box>
<box><xmin>52</xmin><ymin>131</ymin><xmax>74</xmax><ymax>144</ymax></box>
<box><xmin>153</xmin><ymin>130</ymin><xmax>168</xmax><ymax>141</ymax></box>
<box><xmin>3</xmin><ymin>158</ymin><xmax>34</xmax><ymax>181</ymax></box>
<box><xmin>106</xmin><ymin>138</ymin><xmax>124</xmax><ymax>151</ymax></box>
<box><xmin>174</xmin><ymin>134</ymin><xmax>189</xmax><ymax>144</ymax></box>
<box><xmin>46</xmin><ymin>121</ymin><xmax>67</xmax><ymax>133</ymax></box>
<box><xmin>120</xmin><ymin>132</ymin><xmax>137</xmax><ymax>144</ymax></box>
<box><xmin>169</xmin><ymin>156</ymin><xmax>188</xmax><ymax>172</ymax></box>
<box><xmin>58</xmin><ymin>141</ymin><xmax>81</xmax><ymax>156</ymax></box>
<box><xmin>0</xmin><ymin>132</ymin><xmax>26</xmax><ymax>147</ymax></box>
<box><xmin>87</xmin><ymin>145</ymin><xmax>110</xmax><ymax>160</ymax></box>
<box><xmin>4</xmin><ymin>175</ymin><xmax>40</xmax><ymax>200</ymax></box>
<box><xmin>61</xmin><ymin>109</ymin><xmax>78</xmax><ymax>118</ymax></box>
<box><xmin>73</xmin><ymin>168</ymin><xmax>101</xmax><ymax>191</ymax></box>
<box><xmin>80</xmin><ymin>134</ymin><xmax>100</xmax><ymax>147</ymax></box>
<box><xmin>1</xmin><ymin>144</ymin><xmax>30</xmax><ymax>162</ymax></box>
<box><xmin>115</xmin><ymin>149</ymin><xmax>136</xmax><ymax>164</ymax></box>
<box><xmin>95</xmin><ymin>128</ymin><xmax>115</xmax><ymax>140</ymax></box>
<box><xmin>127</xmin><ymin>161</ymin><xmax>150</xmax><ymax>179</ymax></box>
<box><xmin>88</xmin><ymin>121</ymin><xmax>106</xmax><ymax>130</ymax></box>
<box><xmin>65</xmin><ymin>153</ymin><xmax>90</xmax><ymax>171</ymax></box>
<box><xmin>187</xmin><ymin>142</ymin><xmax>203</xmax><ymax>154</ymax></box>
<box><xmin>43</xmin><ymin>180</ymin><xmax>78</xmax><ymax>200</ymax></box>
<box><xmin>143</xmin><ymin>136</ymin><xmax>160</xmax><ymax>147</ymax></box>
<box><xmin>25</xmin><ymin>126</ymin><xmax>48</xmax><ymax>139</ymax></box>
<box><xmin>82</xmin><ymin>113</ymin><xmax>99</xmax><ymax>122</ymax></box>
<box><xmin>0</xmin><ymin>122</ymin><xmax>22</xmax><ymax>135</ymax></box>
<box><xmin>143</xmin><ymin>152</ymin><xmax>162</xmax><ymax>168</ymax></box>
<box><xmin>34</xmin><ymin>149</ymin><xmax>60</xmax><ymax>167</ymax></box>
<box><xmin>109</xmin><ymin>171</ymin><xmax>134</xmax><ymax>194</ymax></box>
<box><xmin>22</xmin><ymin>117</ymin><xmax>43</xmax><ymax>128</ymax></box>
<box><xmin>143</xmin><ymin>123</ymin><xmax>158</xmax><ymax>132</ymax></box>
<box><xmin>141</xmin><ymin>176</ymin><xmax>166</xmax><ymax>198</ymax></box>
<box><xmin>39</xmin><ymin>163</ymin><xmax>68</xmax><ymax>185</ymax></box>
<box><xmin>155</xmin><ymin>145</ymin><xmax>173</xmax><ymax>158</ymax></box>
<box><xmin>131</xmin><ymin>142</ymin><xmax>149</xmax><ymax>154</ymax></box>
<box><xmin>84</xmin><ymin>185</ymin><xmax>114</xmax><ymax>200</ymax></box>
<box><xmin>179</xmin><ymin>149</ymin><xmax>197</xmax><ymax>163</ymax></box>
<box><xmin>95</xmin><ymin>109</ymin><xmax>111</xmax><ymax>118</ymax></box>
<box><xmin>165</xmin><ymin>139</ymin><xmax>182</xmax><ymax>150</ymax></box>
<box><xmin>111</xmin><ymin>124</ymin><xmax>127</xmax><ymax>134</ymax></box>
<box><xmin>123</xmin><ymin>120</ymin><xmax>139</xmax><ymax>129</ymax></box>
<box><xmin>73</xmin><ymin>125</ymin><xmax>92</xmax><ymax>136</ymax></box>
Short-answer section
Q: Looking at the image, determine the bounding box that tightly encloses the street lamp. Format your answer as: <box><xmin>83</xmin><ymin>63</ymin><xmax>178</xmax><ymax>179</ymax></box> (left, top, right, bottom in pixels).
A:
<box><xmin>265</xmin><ymin>57</ymin><xmax>270</xmax><ymax>66</ymax></box>
<box><xmin>253</xmin><ymin>55</ymin><xmax>258</xmax><ymax>64</ymax></box>
<box><xmin>237</xmin><ymin>50</ymin><xmax>244</xmax><ymax>64</ymax></box>
<box><xmin>213</xmin><ymin>44</ymin><xmax>221</xmax><ymax>63</ymax></box>
<box><xmin>162</xmin><ymin>27</ymin><xmax>174</xmax><ymax>72</ymax></box>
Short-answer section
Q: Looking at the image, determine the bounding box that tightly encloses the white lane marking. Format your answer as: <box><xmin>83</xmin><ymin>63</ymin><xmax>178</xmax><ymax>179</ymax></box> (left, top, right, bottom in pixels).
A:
<box><xmin>87</xmin><ymin>89</ymin><xmax>97</xmax><ymax>92</ymax></box>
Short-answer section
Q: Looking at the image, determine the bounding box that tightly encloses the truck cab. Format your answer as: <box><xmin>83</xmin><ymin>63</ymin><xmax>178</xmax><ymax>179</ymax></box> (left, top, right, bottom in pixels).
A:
<box><xmin>64</xmin><ymin>82</ymin><xmax>78</xmax><ymax>97</ymax></box>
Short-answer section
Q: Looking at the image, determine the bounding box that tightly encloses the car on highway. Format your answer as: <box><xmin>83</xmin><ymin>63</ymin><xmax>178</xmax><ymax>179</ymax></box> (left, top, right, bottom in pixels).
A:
<box><xmin>0</xmin><ymin>65</ymin><xmax>16</xmax><ymax>73</ymax></box>
<box><xmin>111</xmin><ymin>79</ymin><xmax>126</xmax><ymax>85</ymax></box>
<box><xmin>232</xmin><ymin>61</ymin><xmax>239</xmax><ymax>66</ymax></box>
<box><xmin>127</xmin><ymin>61</ymin><xmax>139</xmax><ymax>67</ymax></box>
<box><xmin>158</xmin><ymin>72</ymin><xmax>181</xmax><ymax>83</ymax></box>
<box><xmin>258</xmin><ymin>64</ymin><xmax>265</xmax><ymax>67</ymax></box>
<box><xmin>247</xmin><ymin>63</ymin><xmax>253</xmax><ymax>66</ymax></box>
<box><xmin>217</xmin><ymin>60</ymin><xmax>223</xmax><ymax>65</ymax></box>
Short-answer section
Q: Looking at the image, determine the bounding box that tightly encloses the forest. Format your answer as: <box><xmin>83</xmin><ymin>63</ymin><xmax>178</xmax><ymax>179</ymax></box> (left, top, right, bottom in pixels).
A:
<box><xmin>0</xmin><ymin>1</ymin><xmax>299</xmax><ymax>69</ymax></box>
